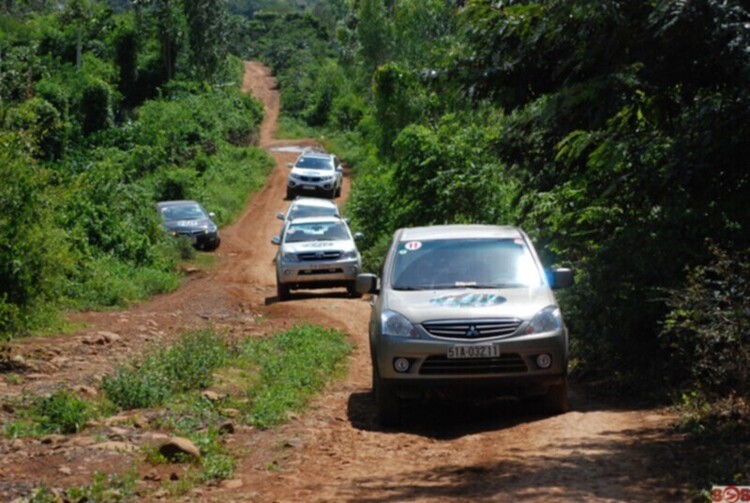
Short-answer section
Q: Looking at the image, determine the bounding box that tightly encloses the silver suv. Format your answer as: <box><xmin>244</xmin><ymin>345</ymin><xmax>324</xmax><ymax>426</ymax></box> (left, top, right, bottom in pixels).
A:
<box><xmin>286</xmin><ymin>149</ymin><xmax>343</xmax><ymax>200</ymax></box>
<box><xmin>356</xmin><ymin>225</ymin><xmax>574</xmax><ymax>426</ymax></box>
<box><xmin>272</xmin><ymin>216</ymin><xmax>363</xmax><ymax>300</ymax></box>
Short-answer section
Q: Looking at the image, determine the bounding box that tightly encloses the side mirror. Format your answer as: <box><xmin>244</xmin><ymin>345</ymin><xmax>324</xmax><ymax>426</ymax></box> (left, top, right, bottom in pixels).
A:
<box><xmin>208</xmin><ymin>212</ymin><xmax>216</xmax><ymax>218</ymax></box>
<box><xmin>356</xmin><ymin>273</ymin><xmax>379</xmax><ymax>295</ymax></box>
<box><xmin>276</xmin><ymin>212</ymin><xmax>285</xmax><ymax>221</ymax></box>
<box><xmin>549</xmin><ymin>268</ymin><xmax>574</xmax><ymax>289</ymax></box>
<box><xmin>271</xmin><ymin>236</ymin><xmax>281</xmax><ymax>245</ymax></box>
<box><xmin>353</xmin><ymin>232</ymin><xmax>364</xmax><ymax>241</ymax></box>
<box><xmin>286</xmin><ymin>162</ymin><xmax>293</xmax><ymax>169</ymax></box>
<box><xmin>343</xmin><ymin>218</ymin><xmax>350</xmax><ymax>225</ymax></box>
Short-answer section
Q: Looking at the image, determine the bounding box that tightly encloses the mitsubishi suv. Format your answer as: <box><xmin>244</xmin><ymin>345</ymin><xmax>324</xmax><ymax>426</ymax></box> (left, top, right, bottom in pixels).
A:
<box><xmin>356</xmin><ymin>225</ymin><xmax>574</xmax><ymax>426</ymax></box>
<box><xmin>272</xmin><ymin>216</ymin><xmax>363</xmax><ymax>300</ymax></box>
<box><xmin>286</xmin><ymin>149</ymin><xmax>343</xmax><ymax>199</ymax></box>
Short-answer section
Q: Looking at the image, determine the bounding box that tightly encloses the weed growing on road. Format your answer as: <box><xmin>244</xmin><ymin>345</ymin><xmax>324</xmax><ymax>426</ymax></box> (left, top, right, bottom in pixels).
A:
<box><xmin>102</xmin><ymin>329</ymin><xmax>229</xmax><ymax>409</ymax></box>
<box><xmin>242</xmin><ymin>324</ymin><xmax>352</xmax><ymax>427</ymax></box>
<box><xmin>3</xmin><ymin>389</ymin><xmax>98</xmax><ymax>437</ymax></box>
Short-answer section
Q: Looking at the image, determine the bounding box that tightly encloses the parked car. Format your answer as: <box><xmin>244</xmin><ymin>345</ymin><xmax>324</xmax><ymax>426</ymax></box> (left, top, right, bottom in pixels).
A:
<box><xmin>156</xmin><ymin>200</ymin><xmax>220</xmax><ymax>251</ymax></box>
<box><xmin>272</xmin><ymin>216</ymin><xmax>363</xmax><ymax>300</ymax></box>
<box><xmin>356</xmin><ymin>224</ymin><xmax>574</xmax><ymax>426</ymax></box>
<box><xmin>286</xmin><ymin>149</ymin><xmax>343</xmax><ymax>199</ymax></box>
<box><xmin>276</xmin><ymin>197</ymin><xmax>341</xmax><ymax>223</ymax></box>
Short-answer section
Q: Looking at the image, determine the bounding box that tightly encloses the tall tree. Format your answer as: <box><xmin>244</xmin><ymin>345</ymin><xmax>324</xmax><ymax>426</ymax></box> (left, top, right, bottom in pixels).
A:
<box><xmin>184</xmin><ymin>0</ymin><xmax>228</xmax><ymax>81</ymax></box>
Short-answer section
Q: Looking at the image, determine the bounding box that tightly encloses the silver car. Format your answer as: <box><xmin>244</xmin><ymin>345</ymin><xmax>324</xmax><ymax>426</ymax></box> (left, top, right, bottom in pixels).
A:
<box><xmin>286</xmin><ymin>149</ymin><xmax>343</xmax><ymax>200</ymax></box>
<box><xmin>357</xmin><ymin>225</ymin><xmax>574</xmax><ymax>426</ymax></box>
<box><xmin>272</xmin><ymin>216</ymin><xmax>363</xmax><ymax>300</ymax></box>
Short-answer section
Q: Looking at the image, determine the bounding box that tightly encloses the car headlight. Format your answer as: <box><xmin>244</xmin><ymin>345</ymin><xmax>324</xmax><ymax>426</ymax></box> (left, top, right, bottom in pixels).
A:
<box><xmin>527</xmin><ymin>306</ymin><xmax>562</xmax><ymax>334</ymax></box>
<box><xmin>341</xmin><ymin>250</ymin><xmax>358</xmax><ymax>259</ymax></box>
<box><xmin>381</xmin><ymin>309</ymin><xmax>418</xmax><ymax>338</ymax></box>
<box><xmin>281</xmin><ymin>252</ymin><xmax>300</xmax><ymax>263</ymax></box>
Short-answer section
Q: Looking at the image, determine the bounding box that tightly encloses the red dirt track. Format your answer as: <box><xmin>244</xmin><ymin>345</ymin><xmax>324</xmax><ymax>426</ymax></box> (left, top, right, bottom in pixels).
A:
<box><xmin>0</xmin><ymin>61</ymin><xmax>691</xmax><ymax>502</ymax></box>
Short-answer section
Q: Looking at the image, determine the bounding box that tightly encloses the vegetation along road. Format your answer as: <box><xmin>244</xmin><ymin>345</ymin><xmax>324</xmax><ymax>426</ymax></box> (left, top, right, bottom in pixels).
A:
<box><xmin>0</xmin><ymin>61</ymin><xmax>701</xmax><ymax>502</ymax></box>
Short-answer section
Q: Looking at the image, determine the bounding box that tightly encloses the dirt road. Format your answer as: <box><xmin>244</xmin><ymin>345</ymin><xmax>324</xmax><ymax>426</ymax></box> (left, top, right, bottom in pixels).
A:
<box><xmin>0</xmin><ymin>61</ymin><xmax>691</xmax><ymax>502</ymax></box>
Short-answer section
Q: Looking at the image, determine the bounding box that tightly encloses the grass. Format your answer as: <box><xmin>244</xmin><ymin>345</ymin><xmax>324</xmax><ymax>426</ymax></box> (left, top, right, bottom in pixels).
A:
<box><xmin>275</xmin><ymin>114</ymin><xmax>319</xmax><ymax>140</ymax></box>
<box><xmin>3</xmin><ymin>324</ymin><xmax>352</xmax><ymax>498</ymax></box>
<box><xmin>241</xmin><ymin>324</ymin><xmax>353</xmax><ymax>427</ymax></box>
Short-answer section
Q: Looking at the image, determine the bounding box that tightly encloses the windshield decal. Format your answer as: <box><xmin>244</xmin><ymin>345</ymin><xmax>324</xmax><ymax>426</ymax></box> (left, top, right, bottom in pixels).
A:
<box><xmin>405</xmin><ymin>241</ymin><xmax>422</xmax><ymax>251</ymax></box>
<box><xmin>430</xmin><ymin>293</ymin><xmax>506</xmax><ymax>308</ymax></box>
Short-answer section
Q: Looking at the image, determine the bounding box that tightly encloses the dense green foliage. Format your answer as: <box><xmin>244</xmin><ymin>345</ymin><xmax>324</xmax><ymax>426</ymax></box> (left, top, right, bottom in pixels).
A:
<box><xmin>0</xmin><ymin>3</ymin><xmax>272</xmax><ymax>339</ymax></box>
<box><xmin>247</xmin><ymin>0</ymin><xmax>750</xmax><ymax>416</ymax></box>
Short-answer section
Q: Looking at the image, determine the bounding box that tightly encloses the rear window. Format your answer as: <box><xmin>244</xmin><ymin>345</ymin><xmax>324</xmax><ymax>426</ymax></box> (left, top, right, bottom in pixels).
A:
<box><xmin>390</xmin><ymin>238</ymin><xmax>542</xmax><ymax>290</ymax></box>
<box><xmin>285</xmin><ymin>221</ymin><xmax>349</xmax><ymax>243</ymax></box>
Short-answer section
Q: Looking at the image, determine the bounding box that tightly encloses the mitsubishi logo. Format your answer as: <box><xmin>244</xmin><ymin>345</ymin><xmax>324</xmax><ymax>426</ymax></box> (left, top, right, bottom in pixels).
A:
<box><xmin>465</xmin><ymin>326</ymin><xmax>480</xmax><ymax>338</ymax></box>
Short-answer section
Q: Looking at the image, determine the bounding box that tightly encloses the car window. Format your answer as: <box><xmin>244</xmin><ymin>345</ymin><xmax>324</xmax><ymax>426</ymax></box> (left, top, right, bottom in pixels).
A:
<box><xmin>289</xmin><ymin>204</ymin><xmax>339</xmax><ymax>219</ymax></box>
<box><xmin>295</xmin><ymin>156</ymin><xmax>333</xmax><ymax>170</ymax></box>
<box><xmin>160</xmin><ymin>204</ymin><xmax>206</xmax><ymax>221</ymax></box>
<box><xmin>390</xmin><ymin>238</ymin><xmax>542</xmax><ymax>290</ymax></box>
<box><xmin>285</xmin><ymin>222</ymin><xmax>349</xmax><ymax>243</ymax></box>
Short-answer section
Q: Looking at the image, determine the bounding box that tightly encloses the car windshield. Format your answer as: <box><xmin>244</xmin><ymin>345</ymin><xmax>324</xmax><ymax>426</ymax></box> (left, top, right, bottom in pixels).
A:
<box><xmin>295</xmin><ymin>156</ymin><xmax>333</xmax><ymax>170</ymax></box>
<box><xmin>160</xmin><ymin>204</ymin><xmax>207</xmax><ymax>221</ymax></box>
<box><xmin>289</xmin><ymin>204</ymin><xmax>339</xmax><ymax>219</ymax></box>
<box><xmin>390</xmin><ymin>238</ymin><xmax>543</xmax><ymax>290</ymax></box>
<box><xmin>285</xmin><ymin>221</ymin><xmax>349</xmax><ymax>243</ymax></box>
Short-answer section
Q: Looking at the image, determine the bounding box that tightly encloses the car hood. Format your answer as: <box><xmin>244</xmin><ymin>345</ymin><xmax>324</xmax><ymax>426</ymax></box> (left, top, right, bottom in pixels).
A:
<box><xmin>162</xmin><ymin>218</ymin><xmax>215</xmax><ymax>232</ymax></box>
<box><xmin>291</xmin><ymin>168</ymin><xmax>334</xmax><ymax>178</ymax></box>
<box><xmin>282</xmin><ymin>240</ymin><xmax>356</xmax><ymax>254</ymax></box>
<box><xmin>381</xmin><ymin>286</ymin><xmax>557</xmax><ymax>323</ymax></box>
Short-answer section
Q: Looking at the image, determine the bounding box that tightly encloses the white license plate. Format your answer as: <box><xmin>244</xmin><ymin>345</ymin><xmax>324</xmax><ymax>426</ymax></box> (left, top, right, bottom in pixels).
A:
<box><xmin>447</xmin><ymin>344</ymin><xmax>500</xmax><ymax>359</ymax></box>
<box><xmin>302</xmin><ymin>185</ymin><xmax>316</xmax><ymax>190</ymax></box>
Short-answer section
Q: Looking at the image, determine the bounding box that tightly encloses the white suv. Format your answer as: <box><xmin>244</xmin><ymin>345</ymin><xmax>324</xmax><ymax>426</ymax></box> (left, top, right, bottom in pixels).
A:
<box><xmin>356</xmin><ymin>225</ymin><xmax>574</xmax><ymax>426</ymax></box>
<box><xmin>272</xmin><ymin>216</ymin><xmax>363</xmax><ymax>300</ymax></box>
<box><xmin>286</xmin><ymin>149</ymin><xmax>343</xmax><ymax>200</ymax></box>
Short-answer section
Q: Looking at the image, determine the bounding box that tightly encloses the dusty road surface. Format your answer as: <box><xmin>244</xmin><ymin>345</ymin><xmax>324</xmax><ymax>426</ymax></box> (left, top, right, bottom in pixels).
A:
<box><xmin>0</xmin><ymin>61</ymin><xmax>692</xmax><ymax>502</ymax></box>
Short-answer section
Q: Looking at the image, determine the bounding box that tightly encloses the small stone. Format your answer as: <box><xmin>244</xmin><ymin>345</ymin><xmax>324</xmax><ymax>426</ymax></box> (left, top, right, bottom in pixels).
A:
<box><xmin>159</xmin><ymin>437</ymin><xmax>201</xmax><ymax>461</ymax></box>
<box><xmin>132</xmin><ymin>416</ymin><xmax>149</xmax><ymax>429</ymax></box>
<box><xmin>98</xmin><ymin>331</ymin><xmax>122</xmax><ymax>343</ymax></box>
<box><xmin>220</xmin><ymin>408</ymin><xmax>240</xmax><ymax>418</ymax></box>
<box><xmin>201</xmin><ymin>390</ymin><xmax>221</xmax><ymax>402</ymax></box>
<box><xmin>92</xmin><ymin>441</ymin><xmax>137</xmax><ymax>453</ymax></box>
<box><xmin>284</xmin><ymin>438</ymin><xmax>303</xmax><ymax>449</ymax></box>
<box><xmin>143</xmin><ymin>471</ymin><xmax>161</xmax><ymax>482</ymax></box>
<box><xmin>58</xmin><ymin>466</ymin><xmax>72</xmax><ymax>476</ymax></box>
<box><xmin>221</xmin><ymin>479</ymin><xmax>244</xmax><ymax>490</ymax></box>
<box><xmin>74</xmin><ymin>385</ymin><xmax>98</xmax><ymax>397</ymax></box>
<box><xmin>41</xmin><ymin>434</ymin><xmax>67</xmax><ymax>445</ymax></box>
<box><xmin>71</xmin><ymin>436</ymin><xmax>97</xmax><ymax>447</ymax></box>
<box><xmin>170</xmin><ymin>472</ymin><xmax>180</xmax><ymax>481</ymax></box>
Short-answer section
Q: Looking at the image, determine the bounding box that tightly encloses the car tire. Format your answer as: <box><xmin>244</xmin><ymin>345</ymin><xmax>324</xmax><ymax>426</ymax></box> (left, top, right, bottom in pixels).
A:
<box><xmin>347</xmin><ymin>282</ymin><xmax>362</xmax><ymax>298</ymax></box>
<box><xmin>286</xmin><ymin>187</ymin><xmax>294</xmax><ymax>200</ymax></box>
<box><xmin>335</xmin><ymin>185</ymin><xmax>341</xmax><ymax>198</ymax></box>
<box><xmin>204</xmin><ymin>236</ymin><xmax>220</xmax><ymax>252</ymax></box>
<box><xmin>373</xmin><ymin>365</ymin><xmax>400</xmax><ymax>427</ymax></box>
<box><xmin>542</xmin><ymin>380</ymin><xmax>569</xmax><ymax>415</ymax></box>
<box><xmin>277</xmin><ymin>280</ymin><xmax>291</xmax><ymax>301</ymax></box>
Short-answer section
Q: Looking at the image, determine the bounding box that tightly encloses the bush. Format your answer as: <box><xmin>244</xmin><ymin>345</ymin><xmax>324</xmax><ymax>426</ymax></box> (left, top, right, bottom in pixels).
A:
<box><xmin>81</xmin><ymin>78</ymin><xmax>113</xmax><ymax>135</ymax></box>
<box><xmin>661</xmin><ymin>245</ymin><xmax>750</xmax><ymax>399</ymax></box>
<box><xmin>33</xmin><ymin>389</ymin><xmax>93</xmax><ymax>434</ymax></box>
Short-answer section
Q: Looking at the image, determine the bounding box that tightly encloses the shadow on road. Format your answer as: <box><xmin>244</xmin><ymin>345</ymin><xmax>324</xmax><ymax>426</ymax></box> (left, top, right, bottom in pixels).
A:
<box><xmin>264</xmin><ymin>290</ymin><xmax>354</xmax><ymax>305</ymax></box>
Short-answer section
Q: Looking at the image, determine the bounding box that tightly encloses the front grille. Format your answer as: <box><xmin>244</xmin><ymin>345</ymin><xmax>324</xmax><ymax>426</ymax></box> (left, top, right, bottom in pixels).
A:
<box><xmin>298</xmin><ymin>251</ymin><xmax>342</xmax><ymax>261</ymax></box>
<box><xmin>419</xmin><ymin>353</ymin><xmax>527</xmax><ymax>375</ymax></box>
<box><xmin>422</xmin><ymin>319</ymin><xmax>522</xmax><ymax>340</ymax></box>
<box><xmin>300</xmin><ymin>176</ymin><xmax>322</xmax><ymax>182</ymax></box>
<box><xmin>299</xmin><ymin>268</ymin><xmax>344</xmax><ymax>276</ymax></box>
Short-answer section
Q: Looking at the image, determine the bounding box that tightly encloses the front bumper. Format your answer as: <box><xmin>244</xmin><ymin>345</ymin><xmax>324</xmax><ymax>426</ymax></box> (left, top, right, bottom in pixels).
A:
<box><xmin>173</xmin><ymin>230</ymin><xmax>219</xmax><ymax>249</ymax></box>
<box><xmin>277</xmin><ymin>258</ymin><xmax>361</xmax><ymax>289</ymax></box>
<box><xmin>373</xmin><ymin>329</ymin><xmax>567</xmax><ymax>398</ymax></box>
<box><xmin>287</xmin><ymin>178</ymin><xmax>338</xmax><ymax>195</ymax></box>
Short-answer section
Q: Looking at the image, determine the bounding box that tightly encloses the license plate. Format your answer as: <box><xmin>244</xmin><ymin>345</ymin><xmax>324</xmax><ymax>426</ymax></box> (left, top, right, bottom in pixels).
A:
<box><xmin>302</xmin><ymin>185</ymin><xmax>316</xmax><ymax>190</ymax></box>
<box><xmin>447</xmin><ymin>344</ymin><xmax>500</xmax><ymax>359</ymax></box>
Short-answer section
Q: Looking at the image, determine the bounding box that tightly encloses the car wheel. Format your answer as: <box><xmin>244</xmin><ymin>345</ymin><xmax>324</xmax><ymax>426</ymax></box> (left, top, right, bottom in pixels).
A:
<box><xmin>204</xmin><ymin>236</ymin><xmax>220</xmax><ymax>252</ymax></box>
<box><xmin>373</xmin><ymin>364</ymin><xmax>400</xmax><ymax>427</ymax></box>
<box><xmin>347</xmin><ymin>282</ymin><xmax>362</xmax><ymax>298</ymax></box>
<box><xmin>277</xmin><ymin>280</ymin><xmax>291</xmax><ymax>301</ymax></box>
<box><xmin>335</xmin><ymin>185</ymin><xmax>341</xmax><ymax>198</ymax></box>
<box><xmin>286</xmin><ymin>187</ymin><xmax>294</xmax><ymax>200</ymax></box>
<box><xmin>542</xmin><ymin>380</ymin><xmax>569</xmax><ymax>415</ymax></box>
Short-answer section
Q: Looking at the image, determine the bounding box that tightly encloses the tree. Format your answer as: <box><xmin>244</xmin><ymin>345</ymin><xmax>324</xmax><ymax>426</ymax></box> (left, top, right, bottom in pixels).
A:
<box><xmin>184</xmin><ymin>0</ymin><xmax>228</xmax><ymax>81</ymax></box>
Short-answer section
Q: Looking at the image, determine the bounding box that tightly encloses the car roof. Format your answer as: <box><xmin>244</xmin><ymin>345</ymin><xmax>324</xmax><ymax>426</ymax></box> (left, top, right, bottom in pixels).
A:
<box><xmin>286</xmin><ymin>216</ymin><xmax>345</xmax><ymax>225</ymax></box>
<box><xmin>156</xmin><ymin>200</ymin><xmax>200</xmax><ymax>208</ymax></box>
<box><xmin>397</xmin><ymin>224</ymin><xmax>524</xmax><ymax>241</ymax></box>
<box><xmin>290</xmin><ymin>197</ymin><xmax>338</xmax><ymax>208</ymax></box>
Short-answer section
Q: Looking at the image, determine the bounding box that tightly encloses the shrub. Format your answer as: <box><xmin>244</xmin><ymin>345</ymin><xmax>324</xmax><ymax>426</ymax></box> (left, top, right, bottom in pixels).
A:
<box><xmin>33</xmin><ymin>389</ymin><xmax>94</xmax><ymax>434</ymax></box>
<box><xmin>81</xmin><ymin>78</ymin><xmax>113</xmax><ymax>135</ymax></box>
